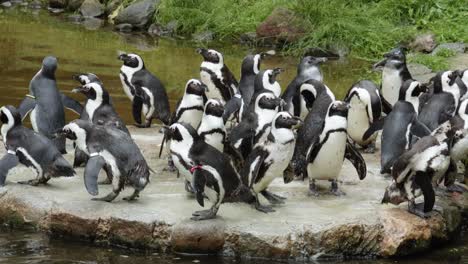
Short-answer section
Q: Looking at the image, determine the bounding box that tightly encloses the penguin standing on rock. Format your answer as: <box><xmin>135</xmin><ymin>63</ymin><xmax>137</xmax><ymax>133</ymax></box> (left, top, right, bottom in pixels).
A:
<box><xmin>198</xmin><ymin>99</ymin><xmax>226</xmax><ymax>152</ymax></box>
<box><xmin>382</xmin><ymin>120</ymin><xmax>459</xmax><ymax>218</ymax></box>
<box><xmin>241</xmin><ymin>112</ymin><xmax>302</xmax><ymax>211</ymax></box>
<box><xmin>297</xmin><ymin>101</ymin><xmax>366</xmax><ymax>196</ymax></box>
<box><xmin>197</xmin><ymin>48</ymin><xmax>238</xmax><ymax>103</ymax></box>
<box><xmin>0</xmin><ymin>105</ymin><xmax>75</xmax><ymax>186</ymax></box>
<box><xmin>118</xmin><ymin>52</ymin><xmax>170</xmax><ymax>127</ymax></box>
<box><xmin>344</xmin><ymin>80</ymin><xmax>383</xmax><ymax>153</ymax></box>
<box><xmin>373</xmin><ymin>47</ymin><xmax>412</xmax><ymax>107</ymax></box>
<box><xmin>18</xmin><ymin>56</ymin><xmax>83</xmax><ymax>154</ymax></box>
<box><xmin>61</xmin><ymin>120</ymin><xmax>150</xmax><ymax>202</ymax></box>
<box><xmin>281</xmin><ymin>56</ymin><xmax>327</xmax><ymax>116</ymax></box>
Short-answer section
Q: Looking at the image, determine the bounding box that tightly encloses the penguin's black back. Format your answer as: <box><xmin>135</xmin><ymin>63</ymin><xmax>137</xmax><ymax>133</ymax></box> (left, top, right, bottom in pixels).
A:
<box><xmin>418</xmin><ymin>92</ymin><xmax>456</xmax><ymax>131</ymax></box>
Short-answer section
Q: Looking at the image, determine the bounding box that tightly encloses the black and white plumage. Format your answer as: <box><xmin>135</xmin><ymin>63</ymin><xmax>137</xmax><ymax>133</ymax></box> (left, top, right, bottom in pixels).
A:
<box><xmin>73</xmin><ymin>72</ymin><xmax>102</xmax><ymax>86</ymax></box>
<box><xmin>281</xmin><ymin>56</ymin><xmax>327</xmax><ymax>116</ymax></box>
<box><xmin>165</xmin><ymin>122</ymin><xmax>255</xmax><ymax>220</ymax></box>
<box><xmin>456</xmin><ymin>69</ymin><xmax>468</xmax><ymax>91</ymax></box>
<box><xmin>373</xmin><ymin>47</ymin><xmax>412</xmax><ymax>106</ymax></box>
<box><xmin>18</xmin><ymin>56</ymin><xmax>83</xmax><ymax>154</ymax></box>
<box><xmin>61</xmin><ymin>120</ymin><xmax>150</xmax><ymax>202</ymax></box>
<box><xmin>197</xmin><ymin>48</ymin><xmax>238</xmax><ymax>103</ymax></box>
<box><xmin>344</xmin><ymin>80</ymin><xmax>382</xmax><ymax>152</ymax></box>
<box><xmin>382</xmin><ymin>121</ymin><xmax>458</xmax><ymax>218</ymax></box>
<box><xmin>301</xmin><ymin>101</ymin><xmax>366</xmax><ymax>196</ymax></box>
<box><xmin>171</xmin><ymin>79</ymin><xmax>207</xmax><ymax>128</ymax></box>
<box><xmin>0</xmin><ymin>105</ymin><xmax>75</xmax><ymax>186</ymax></box>
<box><xmin>198</xmin><ymin>99</ymin><xmax>226</xmax><ymax>152</ymax></box>
<box><xmin>118</xmin><ymin>52</ymin><xmax>170</xmax><ymax>127</ymax></box>
<box><xmin>241</xmin><ymin>112</ymin><xmax>301</xmax><ymax>210</ymax></box>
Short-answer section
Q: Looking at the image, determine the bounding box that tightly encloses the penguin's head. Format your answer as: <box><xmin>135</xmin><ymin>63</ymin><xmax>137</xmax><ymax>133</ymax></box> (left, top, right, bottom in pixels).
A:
<box><xmin>381</xmin><ymin>181</ymin><xmax>406</xmax><ymax>205</ymax></box>
<box><xmin>256</xmin><ymin>92</ymin><xmax>282</xmax><ymax>111</ymax></box>
<box><xmin>165</xmin><ymin>122</ymin><xmax>199</xmax><ymax>142</ymax></box>
<box><xmin>196</xmin><ymin>48</ymin><xmax>223</xmax><ymax>64</ymax></box>
<box><xmin>328</xmin><ymin>101</ymin><xmax>350</xmax><ymax>117</ymax></box>
<box><xmin>185</xmin><ymin>79</ymin><xmax>208</xmax><ymax>96</ymax></box>
<box><xmin>383</xmin><ymin>47</ymin><xmax>406</xmax><ymax>62</ymax></box>
<box><xmin>0</xmin><ymin>105</ymin><xmax>21</xmax><ymax>129</ymax></box>
<box><xmin>72</xmin><ymin>73</ymin><xmax>102</xmax><ymax>85</ymax></box>
<box><xmin>204</xmin><ymin>99</ymin><xmax>224</xmax><ymax>117</ymax></box>
<box><xmin>273</xmin><ymin>112</ymin><xmax>302</xmax><ymax>130</ymax></box>
<box><xmin>255</xmin><ymin>69</ymin><xmax>283</xmax><ymax>92</ymax></box>
<box><xmin>118</xmin><ymin>53</ymin><xmax>144</xmax><ymax>69</ymax></box>
<box><xmin>41</xmin><ymin>56</ymin><xmax>58</xmax><ymax>79</ymax></box>
<box><xmin>266</xmin><ymin>68</ymin><xmax>283</xmax><ymax>84</ymax></box>
<box><xmin>72</xmin><ymin>83</ymin><xmax>107</xmax><ymax>102</ymax></box>
<box><xmin>61</xmin><ymin>120</ymin><xmax>91</xmax><ymax>141</ymax></box>
<box><xmin>298</xmin><ymin>56</ymin><xmax>326</xmax><ymax>78</ymax></box>
<box><xmin>399</xmin><ymin>80</ymin><xmax>428</xmax><ymax>101</ymax></box>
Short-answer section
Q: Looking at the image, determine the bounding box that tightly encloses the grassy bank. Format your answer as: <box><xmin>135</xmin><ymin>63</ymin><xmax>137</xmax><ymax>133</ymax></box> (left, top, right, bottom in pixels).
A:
<box><xmin>155</xmin><ymin>0</ymin><xmax>468</xmax><ymax>61</ymax></box>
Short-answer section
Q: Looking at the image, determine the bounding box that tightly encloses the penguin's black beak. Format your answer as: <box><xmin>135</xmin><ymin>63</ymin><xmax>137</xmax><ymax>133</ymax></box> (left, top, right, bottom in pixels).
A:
<box><xmin>315</xmin><ymin>57</ymin><xmax>328</xmax><ymax>64</ymax></box>
<box><xmin>72</xmin><ymin>86</ymin><xmax>88</xmax><ymax>94</ymax></box>
<box><xmin>272</xmin><ymin>68</ymin><xmax>284</xmax><ymax>77</ymax></box>
<box><xmin>372</xmin><ymin>58</ymin><xmax>387</xmax><ymax>71</ymax></box>
<box><xmin>72</xmin><ymin>74</ymin><xmax>83</xmax><ymax>83</ymax></box>
<box><xmin>118</xmin><ymin>53</ymin><xmax>128</xmax><ymax>61</ymax></box>
<box><xmin>196</xmin><ymin>48</ymin><xmax>207</xmax><ymax>55</ymax></box>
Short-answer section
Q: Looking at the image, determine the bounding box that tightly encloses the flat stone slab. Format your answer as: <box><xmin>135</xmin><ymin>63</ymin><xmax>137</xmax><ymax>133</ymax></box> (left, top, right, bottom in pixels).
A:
<box><xmin>0</xmin><ymin>126</ymin><xmax>466</xmax><ymax>261</ymax></box>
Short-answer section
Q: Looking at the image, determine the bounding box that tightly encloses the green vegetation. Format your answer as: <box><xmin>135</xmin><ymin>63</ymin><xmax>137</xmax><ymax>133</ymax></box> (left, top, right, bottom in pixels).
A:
<box><xmin>156</xmin><ymin>0</ymin><xmax>468</xmax><ymax>61</ymax></box>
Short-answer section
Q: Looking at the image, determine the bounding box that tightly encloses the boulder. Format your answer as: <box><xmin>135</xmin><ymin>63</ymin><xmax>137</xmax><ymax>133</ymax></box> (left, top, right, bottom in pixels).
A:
<box><xmin>79</xmin><ymin>0</ymin><xmax>104</xmax><ymax>17</ymax></box>
<box><xmin>115</xmin><ymin>23</ymin><xmax>133</xmax><ymax>32</ymax></box>
<box><xmin>409</xmin><ymin>33</ymin><xmax>437</xmax><ymax>53</ymax></box>
<box><xmin>114</xmin><ymin>0</ymin><xmax>159</xmax><ymax>29</ymax></box>
<box><xmin>48</xmin><ymin>0</ymin><xmax>67</xmax><ymax>9</ymax></box>
<box><xmin>239</xmin><ymin>32</ymin><xmax>257</xmax><ymax>45</ymax></box>
<box><xmin>256</xmin><ymin>7</ymin><xmax>309</xmax><ymax>45</ymax></box>
<box><xmin>67</xmin><ymin>0</ymin><xmax>83</xmax><ymax>11</ymax></box>
<box><xmin>29</xmin><ymin>0</ymin><xmax>42</xmax><ymax>9</ymax></box>
<box><xmin>82</xmin><ymin>17</ymin><xmax>103</xmax><ymax>30</ymax></box>
<box><xmin>432</xmin><ymin>43</ymin><xmax>466</xmax><ymax>56</ymax></box>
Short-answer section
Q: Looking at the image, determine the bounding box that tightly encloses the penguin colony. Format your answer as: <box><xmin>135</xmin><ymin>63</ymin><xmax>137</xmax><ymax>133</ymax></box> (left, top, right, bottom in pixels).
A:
<box><xmin>0</xmin><ymin>47</ymin><xmax>467</xmax><ymax>221</ymax></box>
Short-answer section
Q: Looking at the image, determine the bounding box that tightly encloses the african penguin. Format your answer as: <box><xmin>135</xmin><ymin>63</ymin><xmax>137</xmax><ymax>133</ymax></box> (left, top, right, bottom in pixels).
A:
<box><xmin>298</xmin><ymin>79</ymin><xmax>335</xmax><ymax>120</ymax></box>
<box><xmin>281</xmin><ymin>56</ymin><xmax>327</xmax><ymax>116</ymax></box>
<box><xmin>118</xmin><ymin>52</ymin><xmax>170</xmax><ymax>127</ymax></box>
<box><xmin>198</xmin><ymin>99</ymin><xmax>226</xmax><ymax>152</ymax></box>
<box><xmin>383</xmin><ymin>120</ymin><xmax>459</xmax><ymax>218</ymax></box>
<box><xmin>363</xmin><ymin>80</ymin><xmax>430</xmax><ymax>174</ymax></box>
<box><xmin>455</xmin><ymin>69</ymin><xmax>468</xmax><ymax>91</ymax></box>
<box><xmin>197</xmin><ymin>48</ymin><xmax>238</xmax><ymax>102</ymax></box>
<box><xmin>241</xmin><ymin>112</ymin><xmax>302</xmax><ymax>211</ymax></box>
<box><xmin>302</xmin><ymin>101</ymin><xmax>366</xmax><ymax>196</ymax></box>
<box><xmin>373</xmin><ymin>47</ymin><xmax>412</xmax><ymax>106</ymax></box>
<box><xmin>344</xmin><ymin>80</ymin><xmax>382</xmax><ymax>153</ymax></box>
<box><xmin>73</xmin><ymin>72</ymin><xmax>102</xmax><ymax>85</ymax></box>
<box><xmin>170</xmin><ymin>79</ymin><xmax>208</xmax><ymax>128</ymax></box>
<box><xmin>0</xmin><ymin>105</ymin><xmax>75</xmax><ymax>186</ymax></box>
<box><xmin>17</xmin><ymin>56</ymin><xmax>83</xmax><ymax>154</ymax></box>
<box><xmin>61</xmin><ymin>120</ymin><xmax>150</xmax><ymax>202</ymax></box>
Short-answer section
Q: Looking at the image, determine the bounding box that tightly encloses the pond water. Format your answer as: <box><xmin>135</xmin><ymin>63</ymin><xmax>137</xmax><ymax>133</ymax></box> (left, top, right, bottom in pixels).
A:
<box><xmin>0</xmin><ymin>6</ymin><xmax>466</xmax><ymax>264</ymax></box>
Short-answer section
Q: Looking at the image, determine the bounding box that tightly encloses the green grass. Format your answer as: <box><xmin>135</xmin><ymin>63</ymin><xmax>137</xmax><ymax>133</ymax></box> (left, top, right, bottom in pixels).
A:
<box><xmin>155</xmin><ymin>0</ymin><xmax>468</xmax><ymax>61</ymax></box>
<box><xmin>408</xmin><ymin>54</ymin><xmax>449</xmax><ymax>71</ymax></box>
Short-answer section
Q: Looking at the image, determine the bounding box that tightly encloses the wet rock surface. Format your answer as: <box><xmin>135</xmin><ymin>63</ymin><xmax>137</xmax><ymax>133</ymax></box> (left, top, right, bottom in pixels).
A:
<box><xmin>79</xmin><ymin>0</ymin><xmax>104</xmax><ymax>18</ymax></box>
<box><xmin>0</xmin><ymin>126</ymin><xmax>466</xmax><ymax>261</ymax></box>
<box><xmin>114</xmin><ymin>0</ymin><xmax>158</xmax><ymax>29</ymax></box>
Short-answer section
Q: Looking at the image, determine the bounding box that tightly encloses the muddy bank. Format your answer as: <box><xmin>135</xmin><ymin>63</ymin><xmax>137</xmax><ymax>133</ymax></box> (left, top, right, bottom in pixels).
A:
<box><xmin>0</xmin><ymin>126</ymin><xmax>466</xmax><ymax>262</ymax></box>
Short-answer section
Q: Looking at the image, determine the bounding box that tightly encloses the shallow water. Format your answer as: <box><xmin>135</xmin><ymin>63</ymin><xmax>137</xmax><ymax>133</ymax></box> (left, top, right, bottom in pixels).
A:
<box><xmin>0</xmin><ymin>6</ymin><xmax>467</xmax><ymax>264</ymax></box>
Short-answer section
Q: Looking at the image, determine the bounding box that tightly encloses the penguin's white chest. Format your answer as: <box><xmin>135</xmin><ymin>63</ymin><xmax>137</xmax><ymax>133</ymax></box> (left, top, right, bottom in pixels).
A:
<box><xmin>308</xmin><ymin>117</ymin><xmax>347</xmax><ymax>181</ymax></box>
<box><xmin>119</xmin><ymin>72</ymin><xmax>135</xmax><ymax>100</ymax></box>
<box><xmin>347</xmin><ymin>97</ymin><xmax>373</xmax><ymax>145</ymax></box>
<box><xmin>177</xmin><ymin>96</ymin><xmax>204</xmax><ymax>129</ymax></box>
<box><xmin>170</xmin><ymin>140</ymin><xmax>193</xmax><ymax>182</ymax></box>
<box><xmin>198</xmin><ymin>115</ymin><xmax>225</xmax><ymax>152</ymax></box>
<box><xmin>382</xmin><ymin>68</ymin><xmax>402</xmax><ymax>106</ymax></box>
<box><xmin>85</xmin><ymin>100</ymin><xmax>101</xmax><ymax>121</ymax></box>
<box><xmin>200</xmin><ymin>70</ymin><xmax>224</xmax><ymax>102</ymax></box>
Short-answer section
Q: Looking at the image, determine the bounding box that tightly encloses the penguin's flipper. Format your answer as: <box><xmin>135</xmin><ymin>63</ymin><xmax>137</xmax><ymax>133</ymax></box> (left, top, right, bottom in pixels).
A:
<box><xmin>132</xmin><ymin>96</ymin><xmax>143</xmax><ymax>125</ymax></box>
<box><xmin>381</xmin><ymin>96</ymin><xmax>393</xmax><ymax>114</ymax></box>
<box><xmin>0</xmin><ymin>153</ymin><xmax>19</xmax><ymax>186</ymax></box>
<box><xmin>60</xmin><ymin>93</ymin><xmax>83</xmax><ymax>115</ymax></box>
<box><xmin>84</xmin><ymin>155</ymin><xmax>106</xmax><ymax>196</ymax></box>
<box><xmin>410</xmin><ymin>119</ymin><xmax>431</xmax><ymax>138</ymax></box>
<box><xmin>241</xmin><ymin>147</ymin><xmax>268</xmax><ymax>187</ymax></box>
<box><xmin>362</xmin><ymin>117</ymin><xmax>385</xmax><ymax>141</ymax></box>
<box><xmin>345</xmin><ymin>140</ymin><xmax>367</xmax><ymax>180</ymax></box>
<box><xmin>300</xmin><ymin>89</ymin><xmax>316</xmax><ymax>111</ymax></box>
<box><xmin>192</xmin><ymin>168</ymin><xmax>208</xmax><ymax>207</ymax></box>
<box><xmin>223</xmin><ymin>95</ymin><xmax>241</xmax><ymax>124</ymax></box>
<box><xmin>414</xmin><ymin>171</ymin><xmax>435</xmax><ymax>213</ymax></box>
<box><xmin>18</xmin><ymin>97</ymin><xmax>36</xmax><ymax>120</ymax></box>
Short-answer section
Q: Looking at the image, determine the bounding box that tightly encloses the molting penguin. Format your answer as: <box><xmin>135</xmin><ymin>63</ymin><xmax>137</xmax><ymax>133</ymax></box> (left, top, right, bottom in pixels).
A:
<box><xmin>363</xmin><ymin>80</ymin><xmax>430</xmax><ymax>174</ymax></box>
<box><xmin>197</xmin><ymin>48</ymin><xmax>238</xmax><ymax>102</ymax></box>
<box><xmin>0</xmin><ymin>105</ymin><xmax>75</xmax><ymax>186</ymax></box>
<box><xmin>61</xmin><ymin>120</ymin><xmax>150</xmax><ymax>202</ymax></box>
<box><xmin>382</xmin><ymin>120</ymin><xmax>458</xmax><ymax>218</ymax></box>
<box><xmin>344</xmin><ymin>80</ymin><xmax>382</xmax><ymax>153</ymax></box>
<box><xmin>118</xmin><ymin>52</ymin><xmax>170</xmax><ymax>127</ymax></box>
<box><xmin>241</xmin><ymin>112</ymin><xmax>302</xmax><ymax>210</ymax></box>
<box><xmin>198</xmin><ymin>99</ymin><xmax>226</xmax><ymax>152</ymax></box>
<box><xmin>18</xmin><ymin>56</ymin><xmax>83</xmax><ymax>154</ymax></box>
<box><xmin>301</xmin><ymin>101</ymin><xmax>366</xmax><ymax>196</ymax></box>
<box><xmin>373</xmin><ymin>47</ymin><xmax>412</xmax><ymax>106</ymax></box>
<box><xmin>281</xmin><ymin>56</ymin><xmax>327</xmax><ymax>116</ymax></box>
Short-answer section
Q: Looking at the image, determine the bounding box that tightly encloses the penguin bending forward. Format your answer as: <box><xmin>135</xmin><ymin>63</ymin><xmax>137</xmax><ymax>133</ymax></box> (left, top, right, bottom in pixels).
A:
<box><xmin>241</xmin><ymin>112</ymin><xmax>302</xmax><ymax>211</ymax></box>
<box><xmin>300</xmin><ymin>101</ymin><xmax>366</xmax><ymax>196</ymax></box>
<box><xmin>61</xmin><ymin>120</ymin><xmax>150</xmax><ymax>202</ymax></box>
<box><xmin>0</xmin><ymin>105</ymin><xmax>75</xmax><ymax>186</ymax></box>
<box><xmin>118</xmin><ymin>52</ymin><xmax>171</xmax><ymax>127</ymax></box>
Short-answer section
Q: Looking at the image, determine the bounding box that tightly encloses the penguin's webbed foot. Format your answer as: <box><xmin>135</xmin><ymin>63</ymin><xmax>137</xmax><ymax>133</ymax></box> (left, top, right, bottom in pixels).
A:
<box><xmin>191</xmin><ymin>208</ymin><xmax>217</xmax><ymax>221</ymax></box>
<box><xmin>330</xmin><ymin>180</ymin><xmax>346</xmax><ymax>196</ymax></box>
<box><xmin>134</xmin><ymin>123</ymin><xmax>150</xmax><ymax>128</ymax></box>
<box><xmin>408</xmin><ymin>202</ymin><xmax>436</xmax><ymax>219</ymax></box>
<box><xmin>184</xmin><ymin>180</ymin><xmax>195</xmax><ymax>193</ymax></box>
<box><xmin>308</xmin><ymin>181</ymin><xmax>320</xmax><ymax>197</ymax></box>
<box><xmin>18</xmin><ymin>178</ymin><xmax>49</xmax><ymax>186</ymax></box>
<box><xmin>255</xmin><ymin>202</ymin><xmax>275</xmax><ymax>213</ymax></box>
<box><xmin>92</xmin><ymin>191</ymin><xmax>119</xmax><ymax>202</ymax></box>
<box><xmin>98</xmin><ymin>178</ymin><xmax>112</xmax><ymax>185</ymax></box>
<box><xmin>123</xmin><ymin>190</ymin><xmax>140</xmax><ymax>201</ymax></box>
<box><xmin>363</xmin><ymin>143</ymin><xmax>376</xmax><ymax>154</ymax></box>
<box><xmin>260</xmin><ymin>190</ymin><xmax>286</xmax><ymax>205</ymax></box>
<box><xmin>163</xmin><ymin>160</ymin><xmax>177</xmax><ymax>172</ymax></box>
